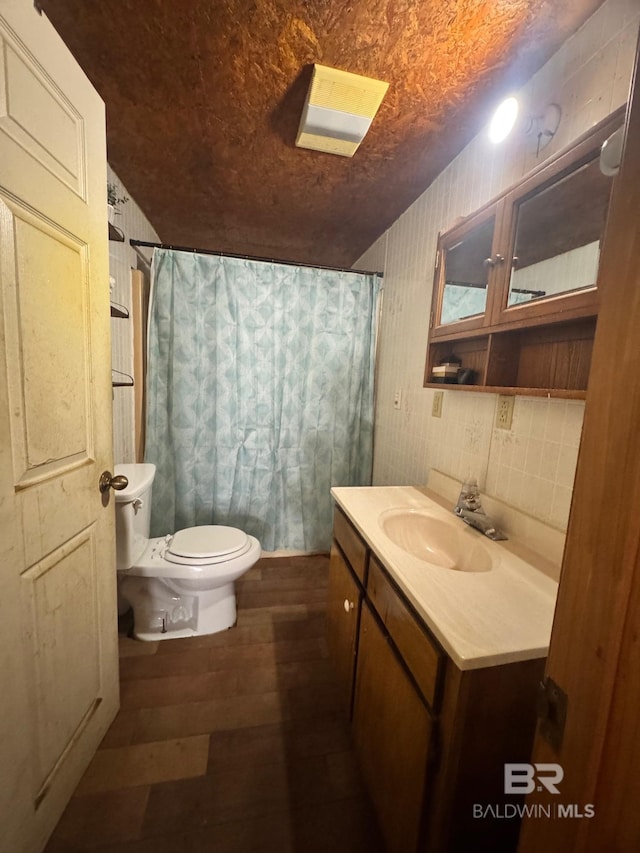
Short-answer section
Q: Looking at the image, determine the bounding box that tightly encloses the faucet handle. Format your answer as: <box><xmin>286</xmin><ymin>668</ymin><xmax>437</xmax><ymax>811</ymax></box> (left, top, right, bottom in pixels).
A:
<box><xmin>457</xmin><ymin>479</ymin><xmax>483</xmax><ymax>512</ymax></box>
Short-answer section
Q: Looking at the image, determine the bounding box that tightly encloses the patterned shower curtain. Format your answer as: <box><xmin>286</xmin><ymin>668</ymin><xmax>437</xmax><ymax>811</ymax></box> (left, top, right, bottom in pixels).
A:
<box><xmin>145</xmin><ymin>249</ymin><xmax>380</xmax><ymax>551</ymax></box>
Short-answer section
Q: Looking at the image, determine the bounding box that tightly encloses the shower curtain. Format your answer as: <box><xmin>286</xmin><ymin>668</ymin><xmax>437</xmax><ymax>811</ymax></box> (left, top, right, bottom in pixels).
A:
<box><xmin>145</xmin><ymin>249</ymin><xmax>380</xmax><ymax>551</ymax></box>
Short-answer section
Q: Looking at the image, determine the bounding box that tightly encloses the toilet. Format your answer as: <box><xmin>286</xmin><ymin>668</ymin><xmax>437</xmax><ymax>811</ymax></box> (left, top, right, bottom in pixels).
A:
<box><xmin>114</xmin><ymin>463</ymin><xmax>261</xmax><ymax>641</ymax></box>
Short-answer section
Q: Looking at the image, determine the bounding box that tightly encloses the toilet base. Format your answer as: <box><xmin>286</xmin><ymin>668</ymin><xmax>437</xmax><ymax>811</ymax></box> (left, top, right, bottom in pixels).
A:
<box><xmin>120</xmin><ymin>576</ymin><xmax>238</xmax><ymax>641</ymax></box>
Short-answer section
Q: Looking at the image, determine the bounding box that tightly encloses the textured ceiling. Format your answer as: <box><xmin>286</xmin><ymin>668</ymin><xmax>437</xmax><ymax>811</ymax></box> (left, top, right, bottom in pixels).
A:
<box><xmin>40</xmin><ymin>0</ymin><xmax>604</xmax><ymax>267</ymax></box>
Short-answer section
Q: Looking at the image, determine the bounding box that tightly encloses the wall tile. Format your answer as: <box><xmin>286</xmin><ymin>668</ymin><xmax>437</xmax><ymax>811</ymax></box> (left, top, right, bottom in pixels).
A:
<box><xmin>556</xmin><ymin>444</ymin><xmax>581</xmax><ymax>489</ymax></box>
<box><xmin>551</xmin><ymin>484</ymin><xmax>574</xmax><ymax>530</ymax></box>
<box><xmin>564</xmin><ymin>402</ymin><xmax>586</xmax><ymax>446</ymax></box>
<box><xmin>539</xmin><ymin>442</ymin><xmax>560</xmax><ymax>482</ymax></box>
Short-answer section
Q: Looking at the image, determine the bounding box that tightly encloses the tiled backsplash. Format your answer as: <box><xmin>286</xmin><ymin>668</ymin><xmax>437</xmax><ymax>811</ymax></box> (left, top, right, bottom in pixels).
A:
<box><xmin>427</xmin><ymin>392</ymin><xmax>496</xmax><ymax>491</ymax></box>
<box><xmin>358</xmin><ymin>0</ymin><xmax>639</xmax><ymax>532</ymax></box>
<box><xmin>486</xmin><ymin>397</ymin><xmax>584</xmax><ymax>530</ymax></box>
<box><xmin>424</xmin><ymin>394</ymin><xmax>584</xmax><ymax>530</ymax></box>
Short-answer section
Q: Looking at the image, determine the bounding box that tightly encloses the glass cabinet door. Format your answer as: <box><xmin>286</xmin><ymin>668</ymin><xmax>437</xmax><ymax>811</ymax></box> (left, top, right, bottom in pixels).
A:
<box><xmin>507</xmin><ymin>157</ymin><xmax>611</xmax><ymax>304</ymax></box>
<box><xmin>493</xmin><ymin>134</ymin><xmax>614</xmax><ymax>325</ymax></box>
<box><xmin>441</xmin><ymin>217</ymin><xmax>494</xmax><ymax>322</ymax></box>
<box><xmin>431</xmin><ymin>204</ymin><xmax>502</xmax><ymax>336</ymax></box>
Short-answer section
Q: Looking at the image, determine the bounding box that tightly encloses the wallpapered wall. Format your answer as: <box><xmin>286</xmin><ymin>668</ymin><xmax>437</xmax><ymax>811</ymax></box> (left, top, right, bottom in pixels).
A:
<box><xmin>358</xmin><ymin>0</ymin><xmax>638</xmax><ymax>531</ymax></box>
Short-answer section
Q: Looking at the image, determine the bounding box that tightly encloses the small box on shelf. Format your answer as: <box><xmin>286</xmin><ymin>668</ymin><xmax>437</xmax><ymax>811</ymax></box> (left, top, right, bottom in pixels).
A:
<box><xmin>431</xmin><ymin>363</ymin><xmax>460</xmax><ymax>383</ymax></box>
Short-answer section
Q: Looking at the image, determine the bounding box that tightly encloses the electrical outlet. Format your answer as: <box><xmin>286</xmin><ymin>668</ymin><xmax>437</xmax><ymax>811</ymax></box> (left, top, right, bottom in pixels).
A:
<box><xmin>496</xmin><ymin>395</ymin><xmax>515</xmax><ymax>430</ymax></box>
<box><xmin>393</xmin><ymin>389</ymin><xmax>402</xmax><ymax>410</ymax></box>
<box><xmin>432</xmin><ymin>390</ymin><xmax>443</xmax><ymax>418</ymax></box>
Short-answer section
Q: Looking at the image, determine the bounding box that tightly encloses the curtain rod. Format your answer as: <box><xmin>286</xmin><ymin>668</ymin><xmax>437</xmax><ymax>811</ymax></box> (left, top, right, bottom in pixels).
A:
<box><xmin>130</xmin><ymin>242</ymin><xmax>151</xmax><ymax>268</ymax></box>
<box><xmin>129</xmin><ymin>239</ymin><xmax>383</xmax><ymax>278</ymax></box>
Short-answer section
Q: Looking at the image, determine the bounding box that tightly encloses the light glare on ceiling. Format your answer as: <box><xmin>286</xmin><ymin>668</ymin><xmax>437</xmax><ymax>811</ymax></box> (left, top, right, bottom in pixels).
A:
<box><xmin>489</xmin><ymin>97</ymin><xmax>519</xmax><ymax>144</ymax></box>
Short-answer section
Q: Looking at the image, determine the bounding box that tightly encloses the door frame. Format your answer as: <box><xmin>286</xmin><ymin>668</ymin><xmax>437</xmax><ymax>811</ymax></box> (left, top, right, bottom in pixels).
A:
<box><xmin>519</xmin><ymin>31</ymin><xmax>640</xmax><ymax>852</ymax></box>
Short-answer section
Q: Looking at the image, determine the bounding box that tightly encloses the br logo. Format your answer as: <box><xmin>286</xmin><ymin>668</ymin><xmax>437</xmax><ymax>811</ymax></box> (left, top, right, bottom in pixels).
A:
<box><xmin>504</xmin><ymin>763</ymin><xmax>564</xmax><ymax>795</ymax></box>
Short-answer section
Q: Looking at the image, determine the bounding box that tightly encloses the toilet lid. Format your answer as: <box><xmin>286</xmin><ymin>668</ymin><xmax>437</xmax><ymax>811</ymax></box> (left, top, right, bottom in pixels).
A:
<box><xmin>168</xmin><ymin>526</ymin><xmax>249</xmax><ymax>561</ymax></box>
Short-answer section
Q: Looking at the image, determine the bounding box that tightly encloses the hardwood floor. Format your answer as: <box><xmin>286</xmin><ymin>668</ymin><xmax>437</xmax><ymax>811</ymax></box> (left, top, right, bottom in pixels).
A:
<box><xmin>45</xmin><ymin>556</ymin><xmax>385</xmax><ymax>852</ymax></box>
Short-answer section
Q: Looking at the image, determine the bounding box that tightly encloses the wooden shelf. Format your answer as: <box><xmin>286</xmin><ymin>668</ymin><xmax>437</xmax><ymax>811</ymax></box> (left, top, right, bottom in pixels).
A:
<box><xmin>425</xmin><ymin>317</ymin><xmax>596</xmax><ymax>399</ymax></box>
<box><xmin>112</xmin><ymin>369</ymin><xmax>133</xmax><ymax>387</ymax></box>
<box><xmin>110</xmin><ymin>302</ymin><xmax>129</xmax><ymax>319</ymax></box>
<box><xmin>424</xmin><ymin>382</ymin><xmax>587</xmax><ymax>400</ymax></box>
<box><xmin>108</xmin><ymin>222</ymin><xmax>124</xmax><ymax>242</ymax></box>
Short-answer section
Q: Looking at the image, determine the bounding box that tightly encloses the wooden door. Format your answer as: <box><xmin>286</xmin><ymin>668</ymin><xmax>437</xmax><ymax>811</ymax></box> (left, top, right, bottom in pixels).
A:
<box><xmin>518</xmin><ymin>34</ymin><xmax>640</xmax><ymax>853</ymax></box>
<box><xmin>326</xmin><ymin>543</ymin><xmax>361</xmax><ymax>715</ymax></box>
<box><xmin>0</xmin><ymin>3</ymin><xmax>118</xmax><ymax>851</ymax></box>
<box><xmin>353</xmin><ymin>602</ymin><xmax>433</xmax><ymax>853</ymax></box>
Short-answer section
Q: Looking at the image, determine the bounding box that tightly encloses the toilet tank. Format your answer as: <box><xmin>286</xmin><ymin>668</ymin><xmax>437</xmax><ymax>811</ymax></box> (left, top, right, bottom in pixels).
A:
<box><xmin>114</xmin><ymin>463</ymin><xmax>156</xmax><ymax>570</ymax></box>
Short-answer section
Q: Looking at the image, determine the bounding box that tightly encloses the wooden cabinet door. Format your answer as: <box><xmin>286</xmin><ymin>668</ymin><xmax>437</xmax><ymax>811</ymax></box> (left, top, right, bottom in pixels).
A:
<box><xmin>353</xmin><ymin>602</ymin><xmax>434</xmax><ymax>853</ymax></box>
<box><xmin>326</xmin><ymin>543</ymin><xmax>361</xmax><ymax>715</ymax></box>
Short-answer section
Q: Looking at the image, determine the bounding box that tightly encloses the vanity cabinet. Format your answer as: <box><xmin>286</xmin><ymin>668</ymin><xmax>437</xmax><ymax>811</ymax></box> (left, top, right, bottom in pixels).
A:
<box><xmin>353</xmin><ymin>602</ymin><xmax>434</xmax><ymax>853</ymax></box>
<box><xmin>328</xmin><ymin>507</ymin><xmax>545</xmax><ymax>853</ymax></box>
<box><xmin>326</xmin><ymin>541</ymin><xmax>362</xmax><ymax>715</ymax></box>
<box><xmin>425</xmin><ymin>107</ymin><xmax>624</xmax><ymax>398</ymax></box>
<box><xmin>367</xmin><ymin>555</ymin><xmax>443</xmax><ymax>708</ymax></box>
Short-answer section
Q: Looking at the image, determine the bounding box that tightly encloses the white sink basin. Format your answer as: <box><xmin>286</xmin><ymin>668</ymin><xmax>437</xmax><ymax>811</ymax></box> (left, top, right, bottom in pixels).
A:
<box><xmin>379</xmin><ymin>508</ymin><xmax>493</xmax><ymax>572</ymax></box>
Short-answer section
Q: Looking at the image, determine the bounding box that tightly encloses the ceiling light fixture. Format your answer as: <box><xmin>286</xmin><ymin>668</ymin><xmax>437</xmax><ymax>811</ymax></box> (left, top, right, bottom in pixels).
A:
<box><xmin>488</xmin><ymin>96</ymin><xmax>519</xmax><ymax>144</ymax></box>
<box><xmin>296</xmin><ymin>64</ymin><xmax>389</xmax><ymax>158</ymax></box>
<box><xmin>524</xmin><ymin>103</ymin><xmax>562</xmax><ymax>154</ymax></box>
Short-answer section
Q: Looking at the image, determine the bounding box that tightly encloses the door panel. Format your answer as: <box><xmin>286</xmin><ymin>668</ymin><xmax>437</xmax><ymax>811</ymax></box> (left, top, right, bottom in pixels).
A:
<box><xmin>0</xmin><ymin>21</ymin><xmax>85</xmax><ymax>196</ymax></box>
<box><xmin>18</xmin><ymin>466</ymin><xmax>96</xmax><ymax>570</ymax></box>
<box><xmin>2</xmin><ymin>200</ymin><xmax>91</xmax><ymax>481</ymax></box>
<box><xmin>23</xmin><ymin>530</ymin><xmax>100</xmax><ymax>796</ymax></box>
<box><xmin>0</xmin><ymin>3</ymin><xmax>117</xmax><ymax>851</ymax></box>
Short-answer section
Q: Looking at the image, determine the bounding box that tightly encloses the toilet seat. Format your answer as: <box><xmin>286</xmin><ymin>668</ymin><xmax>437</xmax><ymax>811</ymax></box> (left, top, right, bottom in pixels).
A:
<box><xmin>124</xmin><ymin>531</ymin><xmax>261</xmax><ymax>581</ymax></box>
<box><xmin>162</xmin><ymin>525</ymin><xmax>252</xmax><ymax>566</ymax></box>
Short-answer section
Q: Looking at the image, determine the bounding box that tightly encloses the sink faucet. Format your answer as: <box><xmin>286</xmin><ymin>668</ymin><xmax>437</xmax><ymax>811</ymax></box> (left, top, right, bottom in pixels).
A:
<box><xmin>454</xmin><ymin>480</ymin><xmax>507</xmax><ymax>541</ymax></box>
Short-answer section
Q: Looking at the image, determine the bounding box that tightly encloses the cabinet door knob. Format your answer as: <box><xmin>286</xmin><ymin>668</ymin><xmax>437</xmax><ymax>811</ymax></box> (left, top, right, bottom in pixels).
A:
<box><xmin>343</xmin><ymin>599</ymin><xmax>355</xmax><ymax>613</ymax></box>
<box><xmin>483</xmin><ymin>256</ymin><xmax>495</xmax><ymax>268</ymax></box>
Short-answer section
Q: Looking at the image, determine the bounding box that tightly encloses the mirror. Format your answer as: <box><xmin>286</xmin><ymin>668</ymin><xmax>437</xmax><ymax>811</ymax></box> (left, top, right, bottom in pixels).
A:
<box><xmin>507</xmin><ymin>156</ymin><xmax>612</xmax><ymax>306</ymax></box>
<box><xmin>440</xmin><ymin>216</ymin><xmax>495</xmax><ymax>324</ymax></box>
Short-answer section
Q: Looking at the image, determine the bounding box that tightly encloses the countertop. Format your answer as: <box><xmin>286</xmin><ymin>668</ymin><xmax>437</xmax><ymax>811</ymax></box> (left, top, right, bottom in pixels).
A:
<box><xmin>331</xmin><ymin>485</ymin><xmax>558</xmax><ymax>671</ymax></box>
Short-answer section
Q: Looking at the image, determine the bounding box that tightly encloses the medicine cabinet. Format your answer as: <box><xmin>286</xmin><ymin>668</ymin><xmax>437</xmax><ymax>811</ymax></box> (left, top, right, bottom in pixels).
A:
<box><xmin>425</xmin><ymin>107</ymin><xmax>624</xmax><ymax>398</ymax></box>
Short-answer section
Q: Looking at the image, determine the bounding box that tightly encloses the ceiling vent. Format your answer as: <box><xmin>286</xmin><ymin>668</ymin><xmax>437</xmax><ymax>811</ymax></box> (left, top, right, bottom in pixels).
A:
<box><xmin>296</xmin><ymin>64</ymin><xmax>389</xmax><ymax>158</ymax></box>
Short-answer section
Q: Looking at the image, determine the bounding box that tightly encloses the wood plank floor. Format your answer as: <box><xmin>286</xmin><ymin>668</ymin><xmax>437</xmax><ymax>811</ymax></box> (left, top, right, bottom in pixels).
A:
<box><xmin>45</xmin><ymin>555</ymin><xmax>385</xmax><ymax>852</ymax></box>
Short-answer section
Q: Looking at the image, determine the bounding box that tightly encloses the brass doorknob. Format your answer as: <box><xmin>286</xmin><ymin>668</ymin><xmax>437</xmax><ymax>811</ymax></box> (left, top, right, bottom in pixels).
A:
<box><xmin>99</xmin><ymin>471</ymin><xmax>129</xmax><ymax>493</ymax></box>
